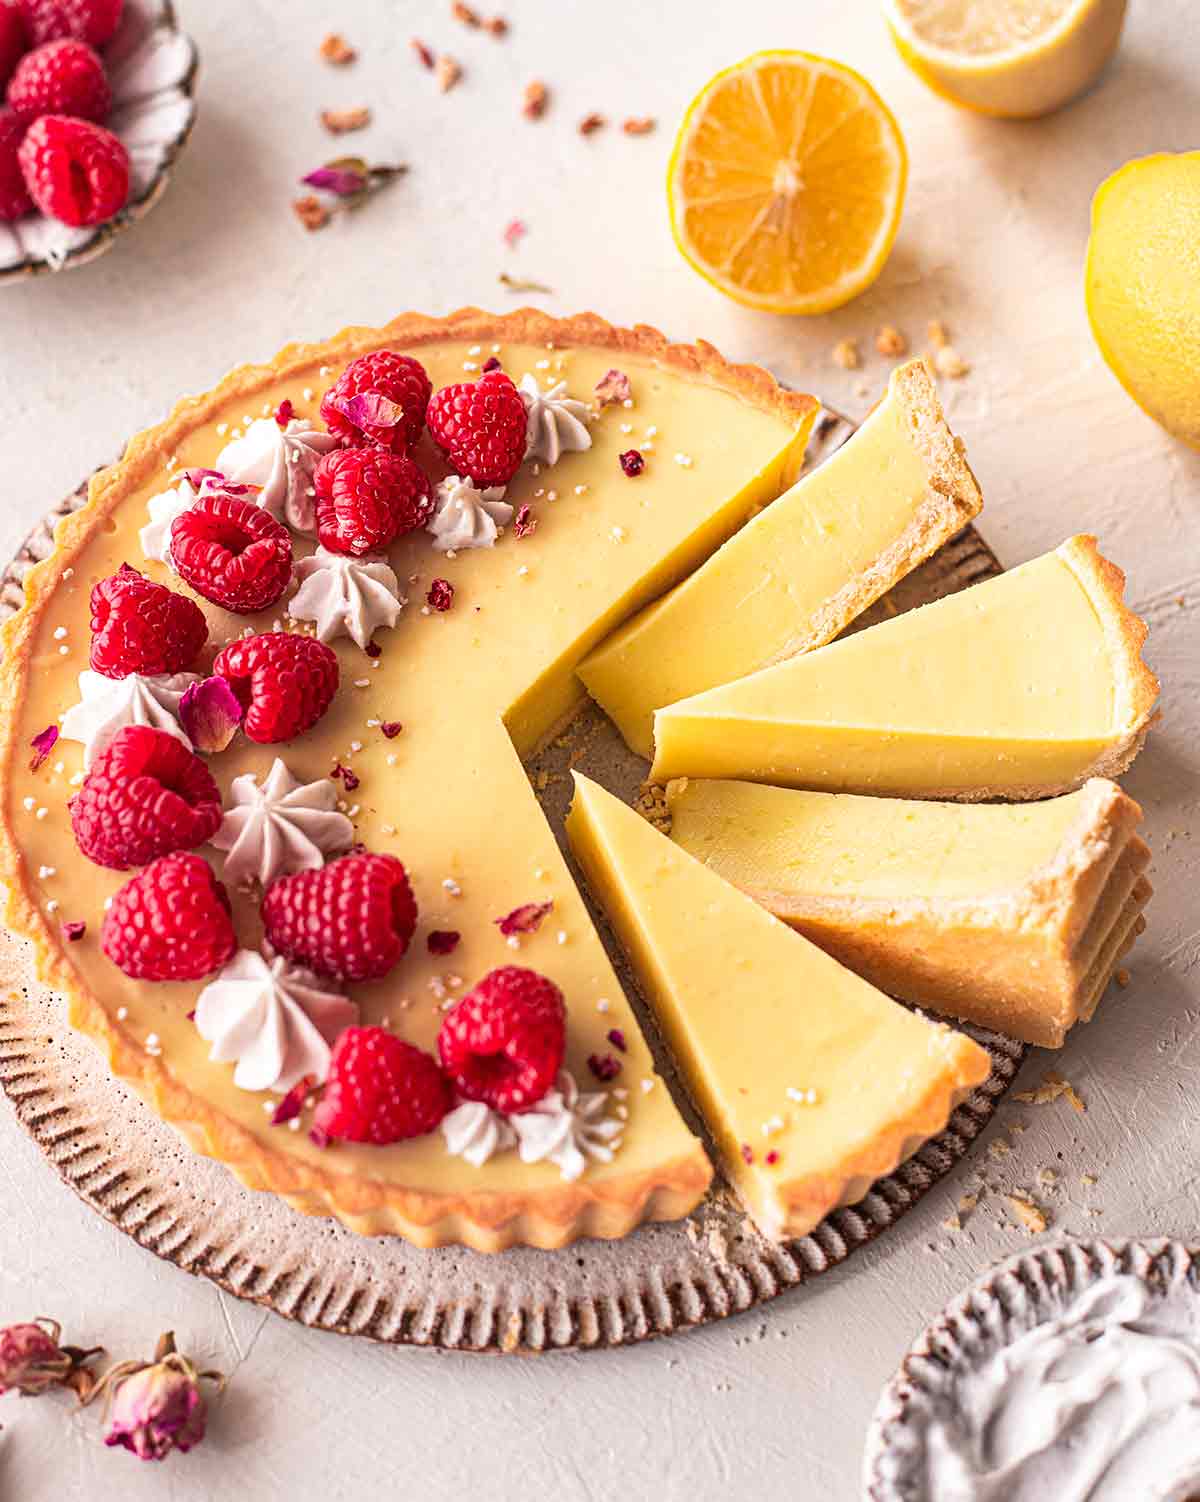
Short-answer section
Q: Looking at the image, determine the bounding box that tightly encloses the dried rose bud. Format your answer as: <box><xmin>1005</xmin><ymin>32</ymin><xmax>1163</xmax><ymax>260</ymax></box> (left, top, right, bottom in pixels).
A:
<box><xmin>0</xmin><ymin>1318</ymin><xmax>102</xmax><ymax>1398</ymax></box>
<box><xmin>95</xmin><ymin>1332</ymin><xmax>223</xmax><ymax>1463</ymax></box>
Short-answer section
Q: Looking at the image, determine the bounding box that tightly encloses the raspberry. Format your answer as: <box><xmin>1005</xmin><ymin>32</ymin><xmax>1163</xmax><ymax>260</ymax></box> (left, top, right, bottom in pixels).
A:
<box><xmin>89</xmin><ymin>563</ymin><xmax>207</xmax><ymax>679</ymax></box>
<box><xmin>0</xmin><ymin>5</ymin><xmax>27</xmax><ymax>93</ymax></box>
<box><xmin>313</xmin><ymin>446</ymin><xmax>432</xmax><ymax>556</ymax></box>
<box><xmin>311</xmin><ymin>1027</ymin><xmax>451</xmax><ymax>1145</ymax></box>
<box><xmin>213</xmin><ymin>631</ymin><xmax>338</xmax><ymax>743</ymax></box>
<box><xmin>0</xmin><ymin>107</ymin><xmax>31</xmax><ymax>220</ymax></box>
<box><xmin>17</xmin><ymin>113</ymin><xmax>128</xmax><ymax>226</ymax></box>
<box><xmin>101</xmin><ymin>852</ymin><xmax>235</xmax><ymax>982</ymax></box>
<box><xmin>170</xmin><ymin>491</ymin><xmax>293</xmax><ymax>613</ymax></box>
<box><xmin>426</xmin><ymin>369</ymin><xmax>527</xmax><ymax>488</ymax></box>
<box><xmin>18</xmin><ymin>0</ymin><xmax>122</xmax><ymax>48</ymax></box>
<box><xmin>70</xmin><ymin>724</ymin><xmax>221</xmax><ymax>870</ymax></box>
<box><xmin>262</xmin><ymin>852</ymin><xmax>417</xmax><ymax>982</ymax></box>
<box><xmin>319</xmin><ymin>351</ymin><xmax>432</xmax><ymax>452</ymax></box>
<box><xmin>437</xmin><ymin>966</ymin><xmax>566</xmax><ymax>1113</ymax></box>
<box><xmin>7</xmin><ymin>40</ymin><xmax>111</xmax><ymax>122</ymax></box>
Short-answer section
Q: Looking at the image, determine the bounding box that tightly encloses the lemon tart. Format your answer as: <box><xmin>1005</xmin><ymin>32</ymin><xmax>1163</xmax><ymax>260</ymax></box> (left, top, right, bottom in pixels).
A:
<box><xmin>666</xmin><ymin>776</ymin><xmax>1152</xmax><ymax>1047</ymax></box>
<box><xmin>0</xmin><ymin>310</ymin><xmax>823</xmax><ymax>1251</ymax></box>
<box><xmin>579</xmin><ymin>359</ymin><xmax>982</xmax><ymax>757</ymax></box>
<box><xmin>566</xmin><ymin>774</ymin><xmax>991</xmax><ymax>1240</ymax></box>
<box><xmin>651</xmin><ymin>536</ymin><xmax>1158</xmax><ymax>797</ymax></box>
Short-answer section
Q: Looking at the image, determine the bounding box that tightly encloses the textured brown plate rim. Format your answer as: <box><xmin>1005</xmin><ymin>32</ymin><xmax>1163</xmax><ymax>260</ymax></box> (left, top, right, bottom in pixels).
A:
<box><xmin>0</xmin><ymin>407</ymin><xmax>1026</xmax><ymax>1353</ymax></box>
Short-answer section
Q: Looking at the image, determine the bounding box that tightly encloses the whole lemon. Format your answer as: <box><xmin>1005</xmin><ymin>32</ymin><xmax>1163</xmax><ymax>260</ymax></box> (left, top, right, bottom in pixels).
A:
<box><xmin>1086</xmin><ymin>151</ymin><xmax>1200</xmax><ymax>449</ymax></box>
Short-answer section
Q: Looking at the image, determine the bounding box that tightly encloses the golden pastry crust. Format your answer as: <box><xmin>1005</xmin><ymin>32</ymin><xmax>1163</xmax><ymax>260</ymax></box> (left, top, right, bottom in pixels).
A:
<box><xmin>0</xmin><ymin>309</ymin><xmax>818</xmax><ymax>1250</ymax></box>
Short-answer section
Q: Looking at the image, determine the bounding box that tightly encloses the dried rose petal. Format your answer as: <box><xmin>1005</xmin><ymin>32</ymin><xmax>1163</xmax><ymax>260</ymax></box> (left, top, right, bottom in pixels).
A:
<box><xmin>595</xmin><ymin>369</ymin><xmax>631</xmax><ymax>407</ymax></box>
<box><xmin>740</xmin><ymin>1143</ymin><xmax>754</xmax><ymax>1165</ymax></box>
<box><xmin>321</xmin><ymin>106</ymin><xmax>372</xmax><ymax>135</ymax></box>
<box><xmin>606</xmin><ymin>1028</ymin><xmax>627</xmax><ymax>1053</ymax></box>
<box><xmin>301</xmin><ymin>164</ymin><xmax>367</xmax><ymax>197</ymax></box>
<box><xmin>271</xmin><ymin>1075</ymin><xmax>314</xmax><ymax>1125</ymax></box>
<box><xmin>482</xmin><ymin>355</ymin><xmax>502</xmax><ymax>373</ymax></box>
<box><xmin>578</xmin><ymin>113</ymin><xmax>606</xmax><ymax>136</ymax></box>
<box><xmin>588</xmin><ymin>1052</ymin><xmax>621</xmax><ymax>1082</ymax></box>
<box><xmin>622</xmin><ymin>117</ymin><xmax>656</xmax><ymax>136</ymax></box>
<box><xmin>427</xmin><ymin>579</ymin><xmax>454</xmax><ymax>612</ymax></box>
<box><xmin>96</xmin><ymin>1332</ymin><xmax>222</xmax><ymax>1463</ymax></box>
<box><xmin>364</xmin><ymin>641</ymin><xmax>382</xmax><ymax>659</ymax></box>
<box><xmin>765</xmin><ymin>1150</ymin><xmax>780</xmax><ymax>1166</ymax></box>
<box><xmin>293</xmin><ymin>195</ymin><xmax>330</xmax><ymax>232</ymax></box>
<box><xmin>513</xmin><ymin>504</ymin><xmax>537</xmax><ymax>539</ymax></box>
<box><xmin>29</xmin><ymin>724</ymin><xmax>58</xmax><ymax>772</ymax></box>
<box><xmin>309</xmin><ymin>1123</ymin><xmax>331</xmax><ymax>1148</ymax></box>
<box><xmin>62</xmin><ymin>921</ymin><xmax>86</xmax><ymax>942</ymax></box>
<box><xmin>179</xmin><ymin>677</ymin><xmax>244</xmax><ymax>754</ymax></box>
<box><xmin>333</xmin><ymin>391</ymin><xmax>405</xmax><ymax>431</ymax></box>
<box><xmin>495</xmin><ymin>900</ymin><xmax>553</xmax><ymax>936</ymax></box>
<box><xmin>380</xmin><ymin>721</ymin><xmax>403</xmax><ymax>738</ymax></box>
<box><xmin>619</xmin><ymin>449</ymin><xmax>645</xmax><ymax>477</ymax></box>
<box><xmin>274</xmin><ymin>400</ymin><xmax>295</xmax><ymax>428</ymax></box>
<box><xmin>503</xmin><ymin>218</ymin><xmax>527</xmax><ymax>249</ymax></box>
<box><xmin>427</xmin><ymin>930</ymin><xmax>461</xmax><ymax>956</ymax></box>
<box><xmin>182</xmin><ymin>467</ymin><xmax>225</xmax><ymax>494</ymax></box>
<box><xmin>411</xmin><ymin>37</ymin><xmax>435</xmax><ymax>68</ymax></box>
<box><xmin>331</xmin><ymin>762</ymin><xmax>359</xmax><ymax>792</ymax></box>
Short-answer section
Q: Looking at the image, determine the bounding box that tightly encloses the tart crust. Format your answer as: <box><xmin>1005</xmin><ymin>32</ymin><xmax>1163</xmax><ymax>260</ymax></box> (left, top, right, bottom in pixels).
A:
<box><xmin>0</xmin><ymin>309</ymin><xmax>816</xmax><ymax>1251</ymax></box>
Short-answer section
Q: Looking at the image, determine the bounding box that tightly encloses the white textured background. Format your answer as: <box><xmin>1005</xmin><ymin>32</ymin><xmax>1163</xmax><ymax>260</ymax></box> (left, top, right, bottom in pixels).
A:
<box><xmin>1</xmin><ymin>3</ymin><xmax>1198</xmax><ymax>1498</ymax></box>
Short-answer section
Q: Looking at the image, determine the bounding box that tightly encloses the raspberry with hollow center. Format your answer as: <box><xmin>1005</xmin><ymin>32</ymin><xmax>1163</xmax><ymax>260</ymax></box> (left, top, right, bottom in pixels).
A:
<box><xmin>314</xmin><ymin>446</ymin><xmax>433</xmax><ymax>556</ymax></box>
<box><xmin>213</xmin><ymin>631</ymin><xmax>338</xmax><ymax>743</ymax></box>
<box><xmin>311</xmin><ymin>1027</ymin><xmax>451</xmax><ymax>1145</ymax></box>
<box><xmin>320</xmin><ymin>350</ymin><xmax>432</xmax><ymax>452</ymax></box>
<box><xmin>70</xmin><ymin>724</ymin><xmax>222</xmax><ymax>869</ymax></box>
<box><xmin>437</xmin><ymin>965</ymin><xmax>566</xmax><ymax>1113</ymax></box>
<box><xmin>17</xmin><ymin>113</ymin><xmax>128</xmax><ymax>226</ymax></box>
<box><xmin>262</xmin><ymin>852</ymin><xmax>418</xmax><ymax>982</ymax></box>
<box><xmin>18</xmin><ymin>0</ymin><xmax>123</xmax><ymax>48</ymax></box>
<box><xmin>7</xmin><ymin>39</ymin><xmax>111</xmax><ymax>123</ymax></box>
<box><xmin>89</xmin><ymin>563</ymin><xmax>208</xmax><ymax>679</ymax></box>
<box><xmin>0</xmin><ymin>107</ymin><xmax>32</xmax><ymax>220</ymax></box>
<box><xmin>170</xmin><ymin>491</ymin><xmax>293</xmax><ymax>614</ymax></box>
<box><xmin>426</xmin><ymin>369</ymin><xmax>528</xmax><ymax>488</ymax></box>
<box><xmin>101</xmin><ymin>852</ymin><xmax>236</xmax><ymax>982</ymax></box>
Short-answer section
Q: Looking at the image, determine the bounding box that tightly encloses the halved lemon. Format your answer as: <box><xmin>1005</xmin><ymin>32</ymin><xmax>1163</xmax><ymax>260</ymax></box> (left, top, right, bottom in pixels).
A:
<box><xmin>667</xmin><ymin>51</ymin><xmax>907</xmax><ymax>316</ymax></box>
<box><xmin>884</xmin><ymin>0</ymin><xmax>1127</xmax><ymax>118</ymax></box>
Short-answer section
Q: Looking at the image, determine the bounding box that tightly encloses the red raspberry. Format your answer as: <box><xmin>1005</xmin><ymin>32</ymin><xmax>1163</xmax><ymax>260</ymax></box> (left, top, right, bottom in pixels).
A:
<box><xmin>312</xmin><ymin>1027</ymin><xmax>451</xmax><ymax>1145</ymax></box>
<box><xmin>437</xmin><ymin>966</ymin><xmax>566</xmax><ymax>1113</ymax></box>
<box><xmin>313</xmin><ymin>446</ymin><xmax>432</xmax><ymax>556</ymax></box>
<box><xmin>101</xmin><ymin>852</ymin><xmax>236</xmax><ymax>982</ymax></box>
<box><xmin>213</xmin><ymin>631</ymin><xmax>338</xmax><ymax>743</ymax></box>
<box><xmin>170</xmin><ymin>492</ymin><xmax>293</xmax><ymax>614</ymax></box>
<box><xmin>7</xmin><ymin>40</ymin><xmax>111</xmax><ymax>122</ymax></box>
<box><xmin>0</xmin><ymin>4</ymin><xmax>27</xmax><ymax>93</ymax></box>
<box><xmin>89</xmin><ymin>563</ymin><xmax>207</xmax><ymax>679</ymax></box>
<box><xmin>70</xmin><ymin>724</ymin><xmax>221</xmax><ymax>870</ymax></box>
<box><xmin>319</xmin><ymin>351</ymin><xmax>432</xmax><ymax>452</ymax></box>
<box><xmin>0</xmin><ymin>107</ymin><xmax>31</xmax><ymax>220</ymax></box>
<box><xmin>18</xmin><ymin>0</ymin><xmax>122</xmax><ymax>48</ymax></box>
<box><xmin>426</xmin><ymin>369</ymin><xmax>527</xmax><ymax>488</ymax></box>
<box><xmin>17</xmin><ymin>113</ymin><xmax>128</xmax><ymax>226</ymax></box>
<box><xmin>262</xmin><ymin>852</ymin><xmax>417</xmax><ymax>982</ymax></box>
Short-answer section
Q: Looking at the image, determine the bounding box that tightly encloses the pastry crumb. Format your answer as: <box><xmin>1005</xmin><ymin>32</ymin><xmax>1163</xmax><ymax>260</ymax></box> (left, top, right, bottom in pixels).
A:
<box><xmin>1036</xmin><ymin>1167</ymin><xmax>1058</xmax><ymax>1188</ymax></box>
<box><xmin>1013</xmin><ymin>1070</ymin><xmax>1085</xmax><ymax>1112</ymax></box>
<box><xmin>436</xmin><ymin>54</ymin><xmax>463</xmax><ymax>93</ymax></box>
<box><xmin>319</xmin><ymin>33</ymin><xmax>356</xmax><ymax>65</ymax></box>
<box><xmin>451</xmin><ymin>0</ymin><xmax>482</xmax><ymax>25</ymax></box>
<box><xmin>320</xmin><ymin>106</ymin><xmax>371</xmax><ymax>134</ymax></box>
<box><xmin>485</xmin><ymin>15</ymin><xmax>509</xmax><ymax>36</ymax></box>
<box><xmin>1116</xmin><ymin>968</ymin><xmax>1131</xmax><ymax>988</ymax></box>
<box><xmin>579</xmin><ymin>112</ymin><xmax>606</xmax><ymax>136</ymax></box>
<box><xmin>942</xmin><ymin>1211</ymin><xmax>961</xmax><ymax>1232</ymax></box>
<box><xmin>875</xmin><ymin>324</ymin><xmax>908</xmax><ymax>357</ymax></box>
<box><xmin>927</xmin><ymin>318</ymin><xmax>950</xmax><ymax>349</ymax></box>
<box><xmin>1007</xmin><ymin>1194</ymin><xmax>1049</xmax><ymax>1234</ymax></box>
<box><xmin>832</xmin><ymin>338</ymin><xmax>861</xmax><ymax>370</ymax></box>
<box><xmin>933</xmin><ymin>343</ymin><xmax>971</xmax><ymax>379</ymax></box>
<box><xmin>292</xmin><ymin>195</ymin><xmax>330</xmax><ymax>232</ymax></box>
<box><xmin>634</xmin><ymin>781</ymin><xmax>671</xmax><ymax>834</ymax></box>
<box><xmin>623</xmin><ymin>117</ymin><xmax>656</xmax><ymax>136</ymax></box>
<box><xmin>1080</xmin><ymin>1172</ymin><xmax>1098</xmax><ymax>1187</ymax></box>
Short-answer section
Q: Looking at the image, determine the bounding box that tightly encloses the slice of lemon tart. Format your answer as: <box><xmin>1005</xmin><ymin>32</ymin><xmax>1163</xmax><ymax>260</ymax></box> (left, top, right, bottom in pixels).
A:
<box><xmin>579</xmin><ymin>359</ymin><xmax>982</xmax><ymax>757</ymax></box>
<box><xmin>0</xmin><ymin>310</ymin><xmax>825</xmax><ymax>1251</ymax></box>
<box><xmin>566</xmin><ymin>774</ymin><xmax>991</xmax><ymax>1241</ymax></box>
<box><xmin>666</xmin><ymin>776</ymin><xmax>1152</xmax><ymax>1048</ymax></box>
<box><xmin>651</xmin><ymin>535</ymin><xmax>1159</xmax><ymax>798</ymax></box>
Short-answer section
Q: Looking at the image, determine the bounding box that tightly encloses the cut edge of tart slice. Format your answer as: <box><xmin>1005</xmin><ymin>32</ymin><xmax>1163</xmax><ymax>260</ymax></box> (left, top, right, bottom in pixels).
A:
<box><xmin>578</xmin><ymin>358</ymin><xmax>982</xmax><ymax>758</ymax></box>
<box><xmin>566</xmin><ymin>773</ymin><xmax>990</xmax><ymax>1242</ymax></box>
<box><xmin>666</xmin><ymin>776</ymin><xmax>1151</xmax><ymax>1048</ymax></box>
<box><xmin>650</xmin><ymin>535</ymin><xmax>1159</xmax><ymax>800</ymax></box>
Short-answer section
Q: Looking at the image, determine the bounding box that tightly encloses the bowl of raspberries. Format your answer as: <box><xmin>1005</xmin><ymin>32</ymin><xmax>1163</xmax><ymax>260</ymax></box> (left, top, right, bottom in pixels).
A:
<box><xmin>0</xmin><ymin>0</ymin><xmax>196</xmax><ymax>281</ymax></box>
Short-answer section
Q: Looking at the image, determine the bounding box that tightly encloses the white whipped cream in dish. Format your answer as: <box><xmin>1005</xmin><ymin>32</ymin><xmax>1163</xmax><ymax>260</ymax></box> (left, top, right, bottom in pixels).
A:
<box><xmin>427</xmin><ymin>474</ymin><xmax>513</xmax><ymax>553</ymax></box>
<box><xmin>519</xmin><ymin>374</ymin><xmax>592</xmax><ymax>466</ymax></box>
<box><xmin>211</xmin><ymin>758</ymin><xmax>354</xmax><ymax>888</ymax></box>
<box><xmin>216</xmin><ymin>418</ymin><xmax>338</xmax><ymax>534</ymax></box>
<box><xmin>195</xmin><ymin>949</ymin><xmax>358</xmax><ymax>1094</ymax></box>
<box><xmin>60</xmin><ymin>669</ymin><xmax>198</xmax><ymax>766</ymax></box>
<box><xmin>921</xmin><ymin>1274</ymin><xmax>1200</xmax><ymax>1501</ymax></box>
<box><xmin>288</xmin><ymin>548</ymin><xmax>405</xmax><ymax>649</ymax></box>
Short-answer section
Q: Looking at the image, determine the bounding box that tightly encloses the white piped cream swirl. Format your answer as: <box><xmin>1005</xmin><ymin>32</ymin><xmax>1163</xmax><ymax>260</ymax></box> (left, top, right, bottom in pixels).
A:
<box><xmin>212</xmin><ymin>758</ymin><xmax>354</xmax><ymax>888</ymax></box>
<box><xmin>510</xmin><ymin>1071</ymin><xmax>622</xmax><ymax>1182</ymax></box>
<box><xmin>441</xmin><ymin>1100</ymin><xmax>518</xmax><ymax>1168</ymax></box>
<box><xmin>216</xmin><ymin>418</ymin><xmax>338</xmax><ymax>534</ymax></box>
<box><xmin>195</xmin><ymin>949</ymin><xmax>357</xmax><ymax>1093</ymax></box>
<box><xmin>519</xmin><ymin>374</ymin><xmax>592</xmax><ymax>466</ymax></box>
<box><xmin>288</xmin><ymin>547</ymin><xmax>405</xmax><ymax>649</ymax></box>
<box><xmin>427</xmin><ymin>474</ymin><xmax>513</xmax><ymax>553</ymax></box>
<box><xmin>60</xmin><ymin>670</ymin><xmax>198</xmax><ymax>767</ymax></box>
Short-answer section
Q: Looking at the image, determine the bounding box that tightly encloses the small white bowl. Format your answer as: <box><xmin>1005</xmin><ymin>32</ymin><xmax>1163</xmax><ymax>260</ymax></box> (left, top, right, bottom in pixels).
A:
<box><xmin>0</xmin><ymin>0</ymin><xmax>197</xmax><ymax>282</ymax></box>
